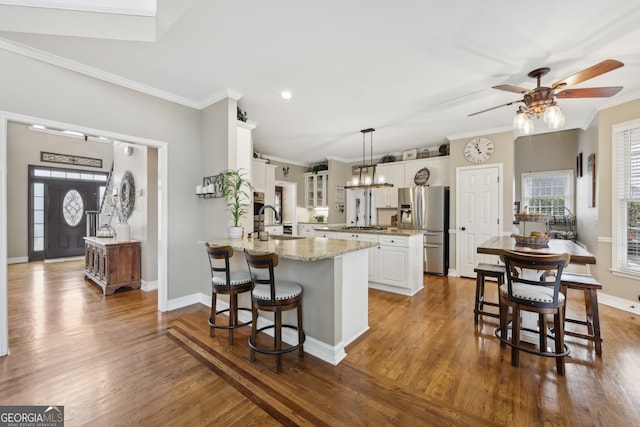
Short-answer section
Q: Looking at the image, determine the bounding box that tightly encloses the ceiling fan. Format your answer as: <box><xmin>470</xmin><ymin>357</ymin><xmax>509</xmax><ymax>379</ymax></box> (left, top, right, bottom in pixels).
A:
<box><xmin>469</xmin><ymin>59</ymin><xmax>624</xmax><ymax>132</ymax></box>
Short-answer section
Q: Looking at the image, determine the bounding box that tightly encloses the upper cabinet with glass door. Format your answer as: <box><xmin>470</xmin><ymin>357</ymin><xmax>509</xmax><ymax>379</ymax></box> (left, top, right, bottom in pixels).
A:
<box><xmin>304</xmin><ymin>171</ymin><xmax>328</xmax><ymax>208</ymax></box>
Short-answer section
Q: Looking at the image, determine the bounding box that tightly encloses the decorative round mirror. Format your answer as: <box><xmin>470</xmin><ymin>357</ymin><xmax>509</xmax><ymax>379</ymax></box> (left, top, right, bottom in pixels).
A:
<box><xmin>120</xmin><ymin>170</ymin><xmax>135</xmax><ymax>219</ymax></box>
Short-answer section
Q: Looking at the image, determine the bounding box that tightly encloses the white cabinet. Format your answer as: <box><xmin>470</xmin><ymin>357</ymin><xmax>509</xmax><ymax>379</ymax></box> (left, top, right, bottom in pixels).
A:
<box><xmin>315</xmin><ymin>230</ymin><xmax>335</xmax><ymax>238</ymax></box>
<box><xmin>304</xmin><ymin>171</ymin><xmax>328</xmax><ymax>208</ymax></box>
<box><xmin>252</xmin><ymin>159</ymin><xmax>275</xmax><ymax>194</ymax></box>
<box><xmin>333</xmin><ymin>232</ymin><xmax>379</xmax><ymax>281</ymax></box>
<box><xmin>334</xmin><ymin>232</ymin><xmax>423</xmax><ymax>296</ymax></box>
<box><xmin>264</xmin><ymin>225</ymin><xmax>283</xmax><ymax>234</ymax></box>
<box><xmin>372</xmin><ymin>234</ymin><xmax>423</xmax><ymax>295</ymax></box>
<box><xmin>376</xmin><ymin>236</ymin><xmax>409</xmax><ymax>288</ymax></box>
<box><xmin>403</xmin><ymin>157</ymin><xmax>450</xmax><ymax>187</ymax></box>
<box><xmin>252</xmin><ymin>160</ymin><xmax>277</xmax><ymax>225</ymax></box>
<box><xmin>375</xmin><ymin>163</ymin><xmax>404</xmax><ymax>208</ymax></box>
<box><xmin>298</xmin><ymin>223</ymin><xmax>317</xmax><ymax>237</ymax></box>
<box><xmin>252</xmin><ymin>159</ymin><xmax>267</xmax><ymax>192</ymax></box>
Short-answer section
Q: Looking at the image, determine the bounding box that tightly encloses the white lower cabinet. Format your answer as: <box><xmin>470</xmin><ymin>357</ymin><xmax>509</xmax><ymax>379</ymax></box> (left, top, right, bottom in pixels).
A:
<box><xmin>264</xmin><ymin>225</ymin><xmax>283</xmax><ymax>234</ymax></box>
<box><xmin>315</xmin><ymin>230</ymin><xmax>335</xmax><ymax>238</ymax></box>
<box><xmin>332</xmin><ymin>232</ymin><xmax>423</xmax><ymax>295</ymax></box>
<box><xmin>297</xmin><ymin>223</ymin><xmax>317</xmax><ymax>237</ymax></box>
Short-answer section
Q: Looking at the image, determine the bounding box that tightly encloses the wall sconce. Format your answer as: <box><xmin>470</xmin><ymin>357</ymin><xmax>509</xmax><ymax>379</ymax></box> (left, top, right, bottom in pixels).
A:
<box><xmin>283</xmin><ymin>166</ymin><xmax>289</xmax><ymax>177</ymax></box>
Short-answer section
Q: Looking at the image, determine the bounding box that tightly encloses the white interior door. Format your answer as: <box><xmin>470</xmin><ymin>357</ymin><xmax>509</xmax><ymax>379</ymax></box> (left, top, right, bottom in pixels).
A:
<box><xmin>456</xmin><ymin>164</ymin><xmax>502</xmax><ymax>277</ymax></box>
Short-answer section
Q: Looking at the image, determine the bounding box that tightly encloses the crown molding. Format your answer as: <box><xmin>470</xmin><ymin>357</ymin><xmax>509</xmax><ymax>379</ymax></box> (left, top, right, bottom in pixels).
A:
<box><xmin>197</xmin><ymin>88</ymin><xmax>243</xmax><ymax>109</ymax></box>
<box><xmin>0</xmin><ymin>0</ymin><xmax>156</xmax><ymax>16</ymax></box>
<box><xmin>0</xmin><ymin>37</ymin><xmax>245</xmax><ymax>111</ymax></box>
<box><xmin>262</xmin><ymin>154</ymin><xmax>309</xmax><ymax>168</ymax></box>
<box><xmin>446</xmin><ymin>125</ymin><xmax>513</xmax><ymax>142</ymax></box>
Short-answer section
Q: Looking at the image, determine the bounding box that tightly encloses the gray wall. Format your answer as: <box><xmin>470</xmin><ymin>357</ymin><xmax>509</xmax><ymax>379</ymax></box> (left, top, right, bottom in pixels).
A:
<box><xmin>513</xmin><ymin>129</ymin><xmax>579</xmax><ymax>207</ymax></box>
<box><xmin>0</xmin><ymin>48</ymin><xmax>204</xmax><ymax>301</ymax></box>
<box><xmin>6</xmin><ymin>122</ymin><xmax>114</xmax><ymax>259</ymax></box>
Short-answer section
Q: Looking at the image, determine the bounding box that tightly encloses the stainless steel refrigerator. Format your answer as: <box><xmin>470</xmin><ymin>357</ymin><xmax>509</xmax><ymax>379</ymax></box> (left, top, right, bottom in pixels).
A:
<box><xmin>397</xmin><ymin>186</ymin><xmax>449</xmax><ymax>275</ymax></box>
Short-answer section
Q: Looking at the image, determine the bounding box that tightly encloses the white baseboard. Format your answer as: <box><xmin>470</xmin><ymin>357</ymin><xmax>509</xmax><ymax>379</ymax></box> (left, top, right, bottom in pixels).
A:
<box><xmin>45</xmin><ymin>256</ymin><xmax>84</xmax><ymax>263</ymax></box>
<box><xmin>167</xmin><ymin>293</ymin><xmax>203</xmax><ymax>311</ymax></box>
<box><xmin>170</xmin><ymin>292</ymin><xmax>348</xmax><ymax>365</ymax></box>
<box><xmin>141</xmin><ymin>280</ymin><xmax>158</xmax><ymax>292</ymax></box>
<box><xmin>599</xmin><ymin>292</ymin><xmax>640</xmax><ymax>315</ymax></box>
<box><xmin>448</xmin><ymin>268</ymin><xmax>459</xmax><ymax>277</ymax></box>
<box><xmin>368</xmin><ymin>282</ymin><xmax>422</xmax><ymax>296</ymax></box>
<box><xmin>7</xmin><ymin>257</ymin><xmax>28</xmax><ymax>264</ymax></box>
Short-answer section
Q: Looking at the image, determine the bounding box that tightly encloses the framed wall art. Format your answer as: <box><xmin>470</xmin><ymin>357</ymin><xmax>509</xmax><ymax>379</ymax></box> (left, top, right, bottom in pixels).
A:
<box><xmin>588</xmin><ymin>153</ymin><xmax>596</xmax><ymax>207</ymax></box>
<box><xmin>576</xmin><ymin>152</ymin><xmax>583</xmax><ymax>178</ymax></box>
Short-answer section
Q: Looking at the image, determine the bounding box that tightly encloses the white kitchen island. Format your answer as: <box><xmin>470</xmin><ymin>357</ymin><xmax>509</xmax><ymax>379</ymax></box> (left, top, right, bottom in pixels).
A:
<box><xmin>203</xmin><ymin>236</ymin><xmax>378</xmax><ymax>365</ymax></box>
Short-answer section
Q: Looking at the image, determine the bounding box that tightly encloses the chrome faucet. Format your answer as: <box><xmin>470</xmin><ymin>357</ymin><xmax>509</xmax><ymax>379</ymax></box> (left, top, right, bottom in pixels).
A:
<box><xmin>258</xmin><ymin>205</ymin><xmax>280</xmax><ymax>240</ymax></box>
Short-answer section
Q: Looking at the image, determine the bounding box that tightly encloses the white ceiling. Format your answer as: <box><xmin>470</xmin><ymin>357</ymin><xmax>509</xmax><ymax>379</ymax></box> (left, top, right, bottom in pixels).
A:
<box><xmin>1</xmin><ymin>0</ymin><xmax>640</xmax><ymax>165</ymax></box>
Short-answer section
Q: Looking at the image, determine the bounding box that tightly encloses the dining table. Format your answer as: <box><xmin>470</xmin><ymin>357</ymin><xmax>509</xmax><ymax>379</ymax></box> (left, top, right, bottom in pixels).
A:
<box><xmin>476</xmin><ymin>235</ymin><xmax>599</xmax><ymax>350</ymax></box>
<box><xmin>476</xmin><ymin>235</ymin><xmax>596</xmax><ymax>265</ymax></box>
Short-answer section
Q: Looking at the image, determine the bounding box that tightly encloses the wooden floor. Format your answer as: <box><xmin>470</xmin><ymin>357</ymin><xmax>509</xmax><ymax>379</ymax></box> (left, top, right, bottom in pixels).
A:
<box><xmin>1</xmin><ymin>261</ymin><xmax>639</xmax><ymax>426</ymax></box>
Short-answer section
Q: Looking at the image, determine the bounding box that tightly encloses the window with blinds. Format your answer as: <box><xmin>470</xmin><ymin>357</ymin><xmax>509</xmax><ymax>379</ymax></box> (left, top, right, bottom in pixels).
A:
<box><xmin>521</xmin><ymin>170</ymin><xmax>574</xmax><ymax>216</ymax></box>
<box><xmin>614</xmin><ymin>120</ymin><xmax>640</xmax><ymax>273</ymax></box>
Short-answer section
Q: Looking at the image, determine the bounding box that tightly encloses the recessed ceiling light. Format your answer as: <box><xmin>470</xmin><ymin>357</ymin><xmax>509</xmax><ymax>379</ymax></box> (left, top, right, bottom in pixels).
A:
<box><xmin>280</xmin><ymin>90</ymin><xmax>293</xmax><ymax>100</ymax></box>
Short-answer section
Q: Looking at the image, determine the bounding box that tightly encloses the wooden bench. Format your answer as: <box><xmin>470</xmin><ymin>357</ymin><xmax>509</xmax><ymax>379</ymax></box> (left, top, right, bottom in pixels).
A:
<box><xmin>560</xmin><ymin>272</ymin><xmax>603</xmax><ymax>355</ymax></box>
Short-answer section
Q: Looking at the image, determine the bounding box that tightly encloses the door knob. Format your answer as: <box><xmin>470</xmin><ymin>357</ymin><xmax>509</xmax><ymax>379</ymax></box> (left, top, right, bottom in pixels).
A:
<box><xmin>461</xmin><ymin>227</ymin><xmax>466</xmax><ymax>231</ymax></box>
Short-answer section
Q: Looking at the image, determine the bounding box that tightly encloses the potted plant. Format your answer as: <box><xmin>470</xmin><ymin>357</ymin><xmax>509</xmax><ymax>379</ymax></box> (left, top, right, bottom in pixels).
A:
<box><xmin>219</xmin><ymin>168</ymin><xmax>253</xmax><ymax>238</ymax></box>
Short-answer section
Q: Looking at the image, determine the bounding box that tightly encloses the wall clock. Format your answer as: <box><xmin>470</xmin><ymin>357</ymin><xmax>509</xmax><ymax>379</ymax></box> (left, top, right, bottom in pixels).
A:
<box><xmin>463</xmin><ymin>137</ymin><xmax>494</xmax><ymax>163</ymax></box>
<box><xmin>414</xmin><ymin>167</ymin><xmax>430</xmax><ymax>185</ymax></box>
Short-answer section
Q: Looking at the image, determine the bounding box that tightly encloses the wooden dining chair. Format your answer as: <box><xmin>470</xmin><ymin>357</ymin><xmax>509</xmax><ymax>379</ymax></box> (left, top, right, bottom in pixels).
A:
<box><xmin>495</xmin><ymin>250</ymin><xmax>571</xmax><ymax>375</ymax></box>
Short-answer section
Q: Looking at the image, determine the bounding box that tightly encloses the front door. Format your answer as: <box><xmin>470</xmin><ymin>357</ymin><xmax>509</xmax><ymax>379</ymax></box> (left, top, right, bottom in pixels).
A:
<box><xmin>46</xmin><ymin>180</ymin><xmax>99</xmax><ymax>259</ymax></box>
<box><xmin>456</xmin><ymin>164</ymin><xmax>502</xmax><ymax>278</ymax></box>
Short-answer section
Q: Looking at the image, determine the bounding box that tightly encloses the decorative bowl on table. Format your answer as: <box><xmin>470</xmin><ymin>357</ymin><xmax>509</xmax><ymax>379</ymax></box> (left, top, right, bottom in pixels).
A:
<box><xmin>512</xmin><ymin>234</ymin><xmax>550</xmax><ymax>247</ymax></box>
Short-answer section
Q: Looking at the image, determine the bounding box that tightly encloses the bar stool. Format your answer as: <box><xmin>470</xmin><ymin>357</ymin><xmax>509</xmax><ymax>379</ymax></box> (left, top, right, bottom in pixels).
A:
<box><xmin>560</xmin><ymin>272</ymin><xmax>603</xmax><ymax>355</ymax></box>
<box><xmin>205</xmin><ymin>243</ymin><xmax>253</xmax><ymax>345</ymax></box>
<box><xmin>495</xmin><ymin>250</ymin><xmax>571</xmax><ymax>375</ymax></box>
<box><xmin>244</xmin><ymin>250</ymin><xmax>305</xmax><ymax>373</ymax></box>
<box><xmin>474</xmin><ymin>263</ymin><xmax>506</xmax><ymax>323</ymax></box>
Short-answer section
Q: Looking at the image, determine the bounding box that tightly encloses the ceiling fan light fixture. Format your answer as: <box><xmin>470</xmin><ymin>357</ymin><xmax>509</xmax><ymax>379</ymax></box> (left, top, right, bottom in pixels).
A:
<box><xmin>522</xmin><ymin>116</ymin><xmax>535</xmax><ymax>134</ymax></box>
<box><xmin>513</xmin><ymin>109</ymin><xmax>529</xmax><ymax>129</ymax></box>
<box><xmin>543</xmin><ymin>104</ymin><xmax>565</xmax><ymax>129</ymax></box>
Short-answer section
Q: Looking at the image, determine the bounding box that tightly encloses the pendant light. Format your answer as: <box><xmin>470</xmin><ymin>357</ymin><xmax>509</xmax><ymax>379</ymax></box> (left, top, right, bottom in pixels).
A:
<box><xmin>345</xmin><ymin>128</ymin><xmax>394</xmax><ymax>190</ymax></box>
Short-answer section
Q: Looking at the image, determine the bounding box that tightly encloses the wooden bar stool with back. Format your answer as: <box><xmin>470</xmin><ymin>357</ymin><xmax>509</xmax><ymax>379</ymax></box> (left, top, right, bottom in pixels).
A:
<box><xmin>244</xmin><ymin>250</ymin><xmax>305</xmax><ymax>373</ymax></box>
<box><xmin>495</xmin><ymin>250</ymin><xmax>571</xmax><ymax>375</ymax></box>
<box><xmin>205</xmin><ymin>243</ymin><xmax>253</xmax><ymax>345</ymax></box>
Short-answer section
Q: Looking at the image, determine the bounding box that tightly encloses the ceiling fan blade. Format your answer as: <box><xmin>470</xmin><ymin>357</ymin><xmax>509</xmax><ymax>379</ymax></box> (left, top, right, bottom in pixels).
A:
<box><xmin>492</xmin><ymin>84</ymin><xmax>530</xmax><ymax>94</ymax></box>
<box><xmin>552</xmin><ymin>59</ymin><xmax>624</xmax><ymax>89</ymax></box>
<box><xmin>468</xmin><ymin>99</ymin><xmax>522</xmax><ymax>117</ymax></box>
<box><xmin>555</xmin><ymin>86</ymin><xmax>623</xmax><ymax>98</ymax></box>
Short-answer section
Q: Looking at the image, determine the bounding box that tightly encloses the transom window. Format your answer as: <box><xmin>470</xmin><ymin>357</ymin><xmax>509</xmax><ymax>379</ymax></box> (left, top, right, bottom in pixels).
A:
<box><xmin>613</xmin><ymin>119</ymin><xmax>640</xmax><ymax>274</ymax></box>
<box><xmin>521</xmin><ymin>170</ymin><xmax>574</xmax><ymax>216</ymax></box>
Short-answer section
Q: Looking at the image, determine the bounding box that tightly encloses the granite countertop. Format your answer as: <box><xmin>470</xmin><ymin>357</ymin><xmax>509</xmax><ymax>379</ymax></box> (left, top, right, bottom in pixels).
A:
<box><xmin>317</xmin><ymin>226</ymin><xmax>424</xmax><ymax>237</ymax></box>
<box><xmin>202</xmin><ymin>236</ymin><xmax>378</xmax><ymax>262</ymax></box>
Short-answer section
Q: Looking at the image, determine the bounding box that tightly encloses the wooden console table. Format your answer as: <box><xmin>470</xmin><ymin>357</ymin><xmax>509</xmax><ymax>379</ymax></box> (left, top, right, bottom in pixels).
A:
<box><xmin>84</xmin><ymin>237</ymin><xmax>141</xmax><ymax>295</ymax></box>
